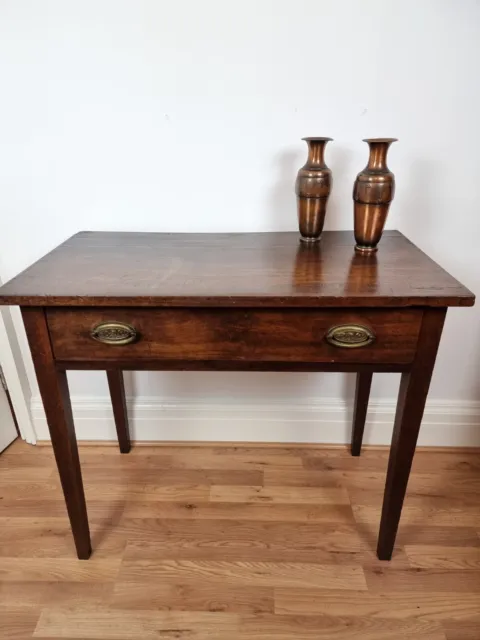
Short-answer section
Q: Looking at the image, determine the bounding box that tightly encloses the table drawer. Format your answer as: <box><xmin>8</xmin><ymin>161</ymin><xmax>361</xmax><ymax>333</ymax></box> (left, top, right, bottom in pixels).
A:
<box><xmin>46</xmin><ymin>307</ymin><xmax>422</xmax><ymax>364</ymax></box>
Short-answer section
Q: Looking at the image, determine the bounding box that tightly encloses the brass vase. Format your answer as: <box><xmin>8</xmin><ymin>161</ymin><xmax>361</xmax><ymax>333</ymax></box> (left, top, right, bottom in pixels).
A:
<box><xmin>295</xmin><ymin>137</ymin><xmax>333</xmax><ymax>242</ymax></box>
<box><xmin>353</xmin><ymin>138</ymin><xmax>397</xmax><ymax>253</ymax></box>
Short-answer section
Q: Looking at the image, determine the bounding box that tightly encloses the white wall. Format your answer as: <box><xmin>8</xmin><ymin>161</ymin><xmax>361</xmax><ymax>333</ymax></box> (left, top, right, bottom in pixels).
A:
<box><xmin>1</xmin><ymin>0</ymin><xmax>480</xmax><ymax>444</ymax></box>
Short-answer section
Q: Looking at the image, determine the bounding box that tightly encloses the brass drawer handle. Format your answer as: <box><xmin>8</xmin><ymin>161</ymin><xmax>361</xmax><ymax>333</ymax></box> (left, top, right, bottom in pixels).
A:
<box><xmin>325</xmin><ymin>324</ymin><xmax>375</xmax><ymax>348</ymax></box>
<box><xmin>90</xmin><ymin>321</ymin><xmax>137</xmax><ymax>346</ymax></box>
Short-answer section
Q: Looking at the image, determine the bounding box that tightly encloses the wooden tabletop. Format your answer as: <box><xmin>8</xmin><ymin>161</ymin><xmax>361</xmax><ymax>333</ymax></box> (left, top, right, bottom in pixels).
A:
<box><xmin>0</xmin><ymin>231</ymin><xmax>474</xmax><ymax>308</ymax></box>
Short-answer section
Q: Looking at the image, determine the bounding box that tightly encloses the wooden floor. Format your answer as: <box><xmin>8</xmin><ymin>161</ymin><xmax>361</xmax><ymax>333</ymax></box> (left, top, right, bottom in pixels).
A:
<box><xmin>1</xmin><ymin>439</ymin><xmax>479</xmax><ymax>639</ymax></box>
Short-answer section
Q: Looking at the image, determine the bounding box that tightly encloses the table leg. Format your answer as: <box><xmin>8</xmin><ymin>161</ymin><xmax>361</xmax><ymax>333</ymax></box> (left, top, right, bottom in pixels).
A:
<box><xmin>351</xmin><ymin>372</ymin><xmax>373</xmax><ymax>456</ymax></box>
<box><xmin>377</xmin><ymin>308</ymin><xmax>446</xmax><ymax>560</ymax></box>
<box><xmin>22</xmin><ymin>308</ymin><xmax>91</xmax><ymax>560</ymax></box>
<box><xmin>107</xmin><ymin>371</ymin><xmax>131</xmax><ymax>453</ymax></box>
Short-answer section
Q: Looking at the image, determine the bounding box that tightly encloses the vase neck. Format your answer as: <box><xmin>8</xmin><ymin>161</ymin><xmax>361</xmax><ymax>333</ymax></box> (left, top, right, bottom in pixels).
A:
<box><xmin>366</xmin><ymin>141</ymin><xmax>393</xmax><ymax>171</ymax></box>
<box><xmin>306</xmin><ymin>141</ymin><xmax>327</xmax><ymax>168</ymax></box>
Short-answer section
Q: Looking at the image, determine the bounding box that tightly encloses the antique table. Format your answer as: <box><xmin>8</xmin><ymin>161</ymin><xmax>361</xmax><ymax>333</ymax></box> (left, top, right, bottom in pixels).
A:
<box><xmin>0</xmin><ymin>230</ymin><xmax>474</xmax><ymax>560</ymax></box>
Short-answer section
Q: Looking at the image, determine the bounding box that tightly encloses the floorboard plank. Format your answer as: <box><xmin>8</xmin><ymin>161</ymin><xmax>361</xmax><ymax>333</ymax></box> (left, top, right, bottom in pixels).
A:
<box><xmin>442</xmin><ymin>619</ymin><xmax>480</xmax><ymax>640</ymax></box>
<box><xmin>0</xmin><ymin>606</ymin><xmax>41</xmax><ymax>639</ymax></box>
<box><xmin>118</xmin><ymin>559</ymin><xmax>368</xmax><ymax>590</ymax></box>
<box><xmin>34</xmin><ymin>608</ymin><xmax>239</xmax><ymax>639</ymax></box>
<box><xmin>121</xmin><ymin>500</ymin><xmax>355</xmax><ymax>522</ymax></box>
<box><xmin>274</xmin><ymin>588</ymin><xmax>480</xmax><ymax>620</ymax></box>
<box><xmin>111</xmin><ymin>581</ymin><xmax>274</xmax><ymax>613</ymax></box>
<box><xmin>238</xmin><ymin>613</ymin><xmax>446</xmax><ymax>639</ymax></box>
<box><xmin>0</xmin><ymin>558</ymin><xmax>121</xmax><ymax>583</ymax></box>
<box><xmin>209</xmin><ymin>485</ymin><xmax>350</xmax><ymax>504</ymax></box>
<box><xmin>365</xmin><ymin>567</ymin><xmax>480</xmax><ymax>592</ymax></box>
<box><xmin>405</xmin><ymin>545</ymin><xmax>480</xmax><ymax>570</ymax></box>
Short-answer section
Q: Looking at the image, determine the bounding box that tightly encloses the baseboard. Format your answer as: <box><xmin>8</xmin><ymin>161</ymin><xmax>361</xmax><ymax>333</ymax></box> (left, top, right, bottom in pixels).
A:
<box><xmin>30</xmin><ymin>396</ymin><xmax>480</xmax><ymax>447</ymax></box>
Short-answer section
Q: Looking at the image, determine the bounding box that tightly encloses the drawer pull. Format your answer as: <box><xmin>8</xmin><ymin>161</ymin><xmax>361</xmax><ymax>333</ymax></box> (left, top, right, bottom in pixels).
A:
<box><xmin>325</xmin><ymin>324</ymin><xmax>375</xmax><ymax>348</ymax></box>
<box><xmin>90</xmin><ymin>321</ymin><xmax>137</xmax><ymax>346</ymax></box>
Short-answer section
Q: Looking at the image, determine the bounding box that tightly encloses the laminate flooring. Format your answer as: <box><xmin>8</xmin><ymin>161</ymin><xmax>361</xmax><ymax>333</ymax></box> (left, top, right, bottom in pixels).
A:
<box><xmin>1</xmin><ymin>440</ymin><xmax>479</xmax><ymax>639</ymax></box>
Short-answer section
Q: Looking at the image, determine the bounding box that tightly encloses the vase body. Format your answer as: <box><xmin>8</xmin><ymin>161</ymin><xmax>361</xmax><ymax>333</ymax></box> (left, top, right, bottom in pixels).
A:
<box><xmin>353</xmin><ymin>138</ymin><xmax>397</xmax><ymax>253</ymax></box>
<box><xmin>295</xmin><ymin>137</ymin><xmax>333</xmax><ymax>242</ymax></box>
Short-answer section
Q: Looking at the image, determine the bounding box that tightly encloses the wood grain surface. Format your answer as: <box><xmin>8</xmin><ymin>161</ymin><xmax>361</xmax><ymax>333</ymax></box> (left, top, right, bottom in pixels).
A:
<box><xmin>46</xmin><ymin>307</ymin><xmax>422</xmax><ymax>364</ymax></box>
<box><xmin>0</xmin><ymin>231</ymin><xmax>474</xmax><ymax>307</ymax></box>
<box><xmin>1</xmin><ymin>440</ymin><xmax>479</xmax><ymax>639</ymax></box>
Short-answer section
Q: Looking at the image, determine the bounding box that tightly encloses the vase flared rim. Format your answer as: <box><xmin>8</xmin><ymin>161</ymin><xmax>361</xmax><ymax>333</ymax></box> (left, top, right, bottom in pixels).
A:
<box><xmin>302</xmin><ymin>137</ymin><xmax>333</xmax><ymax>142</ymax></box>
<box><xmin>363</xmin><ymin>137</ymin><xmax>398</xmax><ymax>143</ymax></box>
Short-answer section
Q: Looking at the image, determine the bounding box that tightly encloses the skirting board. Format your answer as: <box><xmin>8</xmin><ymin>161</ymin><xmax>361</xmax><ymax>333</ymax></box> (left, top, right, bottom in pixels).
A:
<box><xmin>30</xmin><ymin>395</ymin><xmax>480</xmax><ymax>447</ymax></box>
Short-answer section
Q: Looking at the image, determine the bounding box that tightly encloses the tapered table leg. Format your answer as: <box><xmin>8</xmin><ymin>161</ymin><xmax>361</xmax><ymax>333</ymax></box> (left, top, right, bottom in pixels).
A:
<box><xmin>351</xmin><ymin>372</ymin><xmax>373</xmax><ymax>456</ymax></box>
<box><xmin>377</xmin><ymin>308</ymin><xmax>447</xmax><ymax>560</ymax></box>
<box><xmin>107</xmin><ymin>370</ymin><xmax>131</xmax><ymax>453</ymax></box>
<box><xmin>22</xmin><ymin>308</ymin><xmax>91</xmax><ymax>559</ymax></box>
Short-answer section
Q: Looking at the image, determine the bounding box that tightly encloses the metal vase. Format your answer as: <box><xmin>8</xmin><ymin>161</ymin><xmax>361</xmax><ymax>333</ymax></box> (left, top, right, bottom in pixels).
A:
<box><xmin>353</xmin><ymin>138</ymin><xmax>397</xmax><ymax>253</ymax></box>
<box><xmin>295</xmin><ymin>137</ymin><xmax>333</xmax><ymax>242</ymax></box>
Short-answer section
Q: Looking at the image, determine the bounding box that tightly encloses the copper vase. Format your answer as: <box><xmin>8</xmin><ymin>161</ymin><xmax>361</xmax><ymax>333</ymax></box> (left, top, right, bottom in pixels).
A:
<box><xmin>295</xmin><ymin>137</ymin><xmax>333</xmax><ymax>243</ymax></box>
<box><xmin>353</xmin><ymin>138</ymin><xmax>397</xmax><ymax>253</ymax></box>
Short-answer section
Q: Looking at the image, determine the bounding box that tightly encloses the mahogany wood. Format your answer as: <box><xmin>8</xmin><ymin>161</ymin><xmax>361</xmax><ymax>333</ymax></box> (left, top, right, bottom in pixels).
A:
<box><xmin>21</xmin><ymin>308</ymin><xmax>91</xmax><ymax>559</ymax></box>
<box><xmin>106</xmin><ymin>371</ymin><xmax>131</xmax><ymax>454</ymax></box>
<box><xmin>0</xmin><ymin>231</ymin><xmax>474</xmax><ymax>561</ymax></box>
<box><xmin>46</xmin><ymin>307</ymin><xmax>422</xmax><ymax>365</ymax></box>
<box><xmin>377</xmin><ymin>308</ymin><xmax>447</xmax><ymax>560</ymax></box>
<box><xmin>351</xmin><ymin>372</ymin><xmax>373</xmax><ymax>456</ymax></box>
<box><xmin>0</xmin><ymin>231</ymin><xmax>474</xmax><ymax>308</ymax></box>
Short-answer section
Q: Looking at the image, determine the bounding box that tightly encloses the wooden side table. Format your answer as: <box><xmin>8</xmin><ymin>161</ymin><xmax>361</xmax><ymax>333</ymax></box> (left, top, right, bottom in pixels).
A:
<box><xmin>0</xmin><ymin>231</ymin><xmax>474</xmax><ymax>560</ymax></box>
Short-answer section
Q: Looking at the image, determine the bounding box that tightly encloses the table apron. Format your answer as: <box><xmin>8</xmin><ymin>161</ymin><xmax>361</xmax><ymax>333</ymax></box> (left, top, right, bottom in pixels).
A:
<box><xmin>46</xmin><ymin>307</ymin><xmax>423</xmax><ymax>366</ymax></box>
<box><xmin>54</xmin><ymin>360</ymin><xmax>410</xmax><ymax>372</ymax></box>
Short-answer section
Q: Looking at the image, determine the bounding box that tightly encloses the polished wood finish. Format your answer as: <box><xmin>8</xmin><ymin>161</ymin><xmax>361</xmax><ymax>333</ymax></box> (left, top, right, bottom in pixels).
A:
<box><xmin>0</xmin><ymin>231</ymin><xmax>474</xmax><ymax>308</ymax></box>
<box><xmin>0</xmin><ymin>231</ymin><xmax>475</xmax><ymax>563</ymax></box>
<box><xmin>351</xmin><ymin>372</ymin><xmax>373</xmax><ymax>456</ymax></box>
<box><xmin>377</xmin><ymin>308</ymin><xmax>446</xmax><ymax>560</ymax></box>
<box><xmin>106</xmin><ymin>371</ymin><xmax>131</xmax><ymax>454</ymax></box>
<box><xmin>353</xmin><ymin>138</ymin><xmax>397</xmax><ymax>253</ymax></box>
<box><xmin>2</xmin><ymin>440</ymin><xmax>480</xmax><ymax>639</ymax></box>
<box><xmin>21</xmin><ymin>308</ymin><xmax>91</xmax><ymax>560</ymax></box>
<box><xmin>295</xmin><ymin>137</ymin><xmax>333</xmax><ymax>242</ymax></box>
<box><xmin>46</xmin><ymin>307</ymin><xmax>423</xmax><ymax>364</ymax></box>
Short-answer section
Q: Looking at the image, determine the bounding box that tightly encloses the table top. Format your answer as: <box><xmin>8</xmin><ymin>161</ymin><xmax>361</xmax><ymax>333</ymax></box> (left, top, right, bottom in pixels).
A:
<box><xmin>0</xmin><ymin>230</ymin><xmax>474</xmax><ymax>308</ymax></box>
